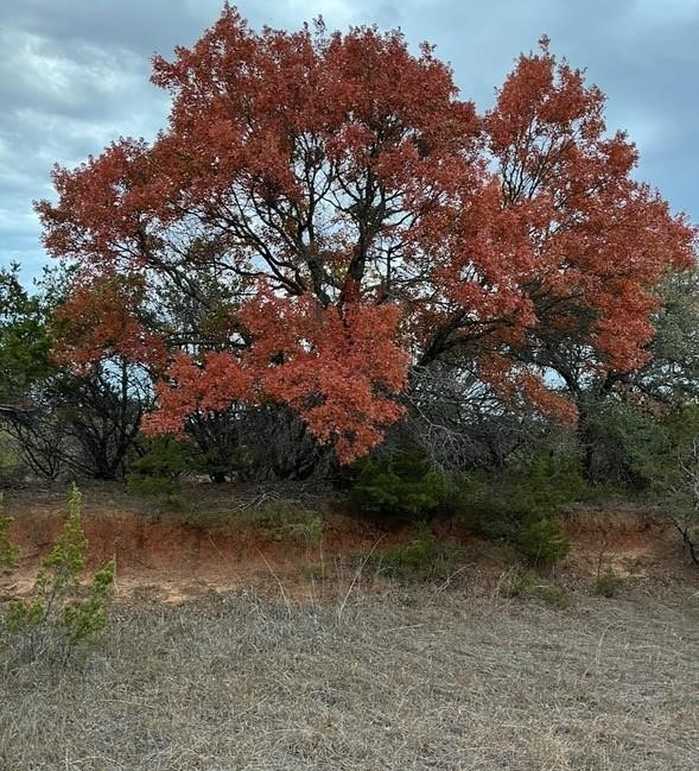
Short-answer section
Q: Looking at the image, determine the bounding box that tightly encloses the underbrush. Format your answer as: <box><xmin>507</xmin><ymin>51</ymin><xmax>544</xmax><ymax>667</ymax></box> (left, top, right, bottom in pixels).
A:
<box><xmin>349</xmin><ymin>450</ymin><xmax>452</xmax><ymax>519</ymax></box>
<box><xmin>593</xmin><ymin>569</ymin><xmax>626</xmax><ymax>598</ymax></box>
<box><xmin>348</xmin><ymin>447</ymin><xmax>579</xmax><ymax>567</ymax></box>
<box><xmin>365</xmin><ymin>522</ymin><xmax>466</xmax><ymax>582</ymax></box>
<box><xmin>126</xmin><ymin>473</ymin><xmax>182</xmax><ymax>500</ymax></box>
<box><xmin>453</xmin><ymin>451</ymin><xmax>583</xmax><ymax>531</ymax></box>
<box><xmin>496</xmin><ymin>566</ymin><xmax>571</xmax><ymax>608</ymax></box>
<box><xmin>125</xmin><ymin>436</ymin><xmax>190</xmax><ymax>511</ymax></box>
<box><xmin>0</xmin><ymin>493</ymin><xmax>19</xmax><ymax>569</ymax></box>
<box><xmin>238</xmin><ymin>501</ymin><xmax>324</xmax><ymax>546</ymax></box>
<box><xmin>0</xmin><ymin>431</ymin><xmax>25</xmax><ymax>487</ymax></box>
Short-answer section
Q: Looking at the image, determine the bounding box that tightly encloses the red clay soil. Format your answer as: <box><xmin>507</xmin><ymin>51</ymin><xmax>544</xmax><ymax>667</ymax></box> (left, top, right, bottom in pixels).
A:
<box><xmin>0</xmin><ymin>484</ymin><xmax>412</xmax><ymax>602</ymax></box>
<box><xmin>1</xmin><ymin>485</ymin><xmax>695</xmax><ymax>603</ymax></box>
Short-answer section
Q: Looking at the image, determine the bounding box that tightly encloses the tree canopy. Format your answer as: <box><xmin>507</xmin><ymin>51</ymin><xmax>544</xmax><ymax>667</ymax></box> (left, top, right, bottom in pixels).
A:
<box><xmin>36</xmin><ymin>7</ymin><xmax>696</xmax><ymax>462</ymax></box>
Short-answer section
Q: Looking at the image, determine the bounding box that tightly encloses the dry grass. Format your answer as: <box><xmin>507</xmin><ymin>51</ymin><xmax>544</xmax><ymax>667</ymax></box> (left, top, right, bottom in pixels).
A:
<box><xmin>1</xmin><ymin>584</ymin><xmax>697</xmax><ymax>770</ymax></box>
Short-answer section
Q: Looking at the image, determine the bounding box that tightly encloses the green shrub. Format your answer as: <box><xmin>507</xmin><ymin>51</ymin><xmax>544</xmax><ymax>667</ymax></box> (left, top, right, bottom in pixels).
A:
<box><xmin>517</xmin><ymin>450</ymin><xmax>587</xmax><ymax>514</ymax></box>
<box><xmin>580</xmin><ymin>401</ymin><xmax>699</xmax><ymax>492</ymax></box>
<box><xmin>350</xmin><ymin>450</ymin><xmax>452</xmax><ymax>519</ymax></box>
<box><xmin>516</xmin><ymin>514</ymin><xmax>570</xmax><ymax>567</ymax></box>
<box><xmin>126</xmin><ymin>437</ymin><xmax>195</xmax><ymax>510</ymax></box>
<box><xmin>452</xmin><ymin>471</ymin><xmax>519</xmax><ymax>540</ymax></box>
<box><xmin>129</xmin><ymin>436</ymin><xmax>191</xmax><ymax>479</ymax></box>
<box><xmin>454</xmin><ymin>450</ymin><xmax>584</xmax><ymax>550</ymax></box>
<box><xmin>0</xmin><ymin>493</ymin><xmax>19</xmax><ymax>570</ymax></box>
<box><xmin>593</xmin><ymin>570</ymin><xmax>625</xmax><ymax>598</ymax></box>
<box><xmin>189</xmin><ymin>444</ymin><xmax>254</xmax><ymax>484</ymax></box>
<box><xmin>370</xmin><ymin>523</ymin><xmax>465</xmax><ymax>582</ymax></box>
<box><xmin>2</xmin><ymin>484</ymin><xmax>115</xmax><ymax>663</ymax></box>
<box><xmin>126</xmin><ymin>474</ymin><xmax>181</xmax><ymax>499</ymax></box>
<box><xmin>497</xmin><ymin>567</ymin><xmax>570</xmax><ymax>607</ymax></box>
<box><xmin>242</xmin><ymin>502</ymin><xmax>323</xmax><ymax>546</ymax></box>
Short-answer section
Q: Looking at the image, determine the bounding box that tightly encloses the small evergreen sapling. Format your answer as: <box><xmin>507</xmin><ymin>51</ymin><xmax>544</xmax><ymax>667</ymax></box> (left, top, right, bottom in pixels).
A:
<box><xmin>3</xmin><ymin>484</ymin><xmax>115</xmax><ymax>660</ymax></box>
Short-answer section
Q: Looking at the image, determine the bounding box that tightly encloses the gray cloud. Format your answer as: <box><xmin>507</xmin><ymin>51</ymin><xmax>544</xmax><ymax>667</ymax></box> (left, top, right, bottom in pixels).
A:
<box><xmin>0</xmin><ymin>0</ymin><xmax>697</xmax><ymax>284</ymax></box>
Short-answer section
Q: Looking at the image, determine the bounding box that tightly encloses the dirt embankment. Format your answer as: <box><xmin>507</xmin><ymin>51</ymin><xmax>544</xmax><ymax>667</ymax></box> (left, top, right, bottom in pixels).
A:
<box><xmin>1</xmin><ymin>484</ymin><xmax>695</xmax><ymax>603</ymax></box>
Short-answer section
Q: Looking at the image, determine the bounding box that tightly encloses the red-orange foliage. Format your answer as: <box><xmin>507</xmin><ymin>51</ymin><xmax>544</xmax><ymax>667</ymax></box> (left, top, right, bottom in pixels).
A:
<box><xmin>52</xmin><ymin>274</ymin><xmax>167</xmax><ymax>371</ymax></box>
<box><xmin>36</xmin><ymin>9</ymin><xmax>696</xmax><ymax>461</ymax></box>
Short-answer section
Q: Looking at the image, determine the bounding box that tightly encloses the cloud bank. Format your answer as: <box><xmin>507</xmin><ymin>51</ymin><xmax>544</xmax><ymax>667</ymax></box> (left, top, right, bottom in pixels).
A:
<box><xmin>1</xmin><ymin>0</ymin><xmax>696</xmax><ymax>282</ymax></box>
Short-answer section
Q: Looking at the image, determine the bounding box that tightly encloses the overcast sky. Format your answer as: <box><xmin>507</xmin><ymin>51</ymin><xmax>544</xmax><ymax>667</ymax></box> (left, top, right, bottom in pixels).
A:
<box><xmin>1</xmin><ymin>0</ymin><xmax>697</xmax><ymax>284</ymax></box>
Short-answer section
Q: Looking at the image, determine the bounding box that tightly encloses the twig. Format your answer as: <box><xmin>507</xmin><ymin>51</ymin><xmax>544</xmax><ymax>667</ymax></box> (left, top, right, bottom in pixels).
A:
<box><xmin>337</xmin><ymin>535</ymin><xmax>384</xmax><ymax>623</ymax></box>
<box><xmin>256</xmin><ymin>547</ymin><xmax>292</xmax><ymax>618</ymax></box>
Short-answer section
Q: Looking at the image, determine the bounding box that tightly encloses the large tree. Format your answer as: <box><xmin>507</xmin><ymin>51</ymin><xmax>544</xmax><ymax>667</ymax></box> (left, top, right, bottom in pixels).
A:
<box><xmin>37</xmin><ymin>8</ymin><xmax>695</xmax><ymax>462</ymax></box>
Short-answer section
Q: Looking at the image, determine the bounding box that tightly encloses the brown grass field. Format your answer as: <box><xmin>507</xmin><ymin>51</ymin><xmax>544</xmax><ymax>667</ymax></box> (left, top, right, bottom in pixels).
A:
<box><xmin>1</xmin><ymin>483</ymin><xmax>697</xmax><ymax>770</ymax></box>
